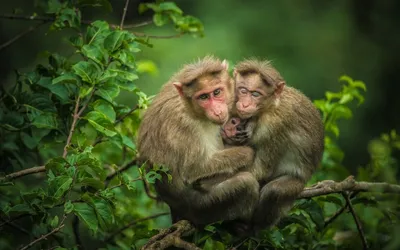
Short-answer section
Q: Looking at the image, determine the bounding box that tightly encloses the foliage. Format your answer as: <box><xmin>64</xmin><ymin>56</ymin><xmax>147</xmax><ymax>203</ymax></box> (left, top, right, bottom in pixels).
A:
<box><xmin>0</xmin><ymin>0</ymin><xmax>399</xmax><ymax>250</ymax></box>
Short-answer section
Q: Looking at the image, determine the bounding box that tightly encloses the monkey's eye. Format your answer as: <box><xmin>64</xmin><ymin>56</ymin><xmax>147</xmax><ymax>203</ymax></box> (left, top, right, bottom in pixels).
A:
<box><xmin>198</xmin><ymin>94</ymin><xmax>209</xmax><ymax>100</ymax></box>
<box><xmin>238</xmin><ymin>88</ymin><xmax>248</xmax><ymax>94</ymax></box>
<box><xmin>251</xmin><ymin>91</ymin><xmax>261</xmax><ymax>97</ymax></box>
<box><xmin>213</xmin><ymin>89</ymin><xmax>221</xmax><ymax>96</ymax></box>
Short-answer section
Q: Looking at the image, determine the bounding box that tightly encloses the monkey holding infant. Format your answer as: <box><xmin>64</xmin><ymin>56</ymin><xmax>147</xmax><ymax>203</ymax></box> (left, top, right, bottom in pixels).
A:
<box><xmin>137</xmin><ymin>56</ymin><xmax>324</xmax><ymax>233</ymax></box>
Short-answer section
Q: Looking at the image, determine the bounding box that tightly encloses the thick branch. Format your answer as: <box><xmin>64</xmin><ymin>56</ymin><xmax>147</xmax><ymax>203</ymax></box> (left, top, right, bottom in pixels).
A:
<box><xmin>141</xmin><ymin>220</ymin><xmax>199</xmax><ymax>250</ymax></box>
<box><xmin>0</xmin><ymin>166</ymin><xmax>45</xmax><ymax>181</ymax></box>
<box><xmin>298</xmin><ymin>175</ymin><xmax>400</xmax><ymax>198</ymax></box>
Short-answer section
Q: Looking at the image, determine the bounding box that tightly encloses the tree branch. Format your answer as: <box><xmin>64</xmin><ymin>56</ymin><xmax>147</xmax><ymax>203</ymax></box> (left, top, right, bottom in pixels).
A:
<box><xmin>0</xmin><ymin>166</ymin><xmax>45</xmax><ymax>181</ymax></box>
<box><xmin>106</xmin><ymin>212</ymin><xmax>169</xmax><ymax>242</ymax></box>
<box><xmin>141</xmin><ymin>220</ymin><xmax>199</xmax><ymax>250</ymax></box>
<box><xmin>105</xmin><ymin>158</ymin><xmax>137</xmax><ymax>186</ymax></box>
<box><xmin>19</xmin><ymin>216</ymin><xmax>66</xmax><ymax>250</ymax></box>
<box><xmin>0</xmin><ymin>14</ymin><xmax>181</xmax><ymax>39</ymax></box>
<box><xmin>298</xmin><ymin>175</ymin><xmax>400</xmax><ymax>198</ymax></box>
<box><xmin>120</xmin><ymin>0</ymin><xmax>130</xmax><ymax>29</ymax></box>
<box><xmin>0</xmin><ymin>21</ymin><xmax>47</xmax><ymax>51</ymax></box>
<box><xmin>343</xmin><ymin>192</ymin><xmax>369</xmax><ymax>250</ymax></box>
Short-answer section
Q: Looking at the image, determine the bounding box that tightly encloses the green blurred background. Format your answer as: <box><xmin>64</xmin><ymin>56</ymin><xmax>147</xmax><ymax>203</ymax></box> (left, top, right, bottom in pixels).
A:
<box><xmin>1</xmin><ymin>0</ymin><xmax>399</xmax><ymax>174</ymax></box>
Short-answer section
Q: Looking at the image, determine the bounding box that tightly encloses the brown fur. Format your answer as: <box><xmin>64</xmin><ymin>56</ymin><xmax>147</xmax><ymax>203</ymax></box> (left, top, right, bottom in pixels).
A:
<box><xmin>137</xmin><ymin>56</ymin><xmax>259</xmax><ymax>226</ymax></box>
<box><xmin>228</xmin><ymin>59</ymin><xmax>324</xmax><ymax>230</ymax></box>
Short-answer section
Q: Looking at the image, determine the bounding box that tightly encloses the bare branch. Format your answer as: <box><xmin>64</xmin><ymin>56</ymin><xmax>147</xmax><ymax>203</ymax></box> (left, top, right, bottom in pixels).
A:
<box><xmin>343</xmin><ymin>193</ymin><xmax>369</xmax><ymax>250</ymax></box>
<box><xmin>298</xmin><ymin>176</ymin><xmax>400</xmax><ymax>198</ymax></box>
<box><xmin>143</xmin><ymin>178</ymin><xmax>158</xmax><ymax>200</ymax></box>
<box><xmin>105</xmin><ymin>158</ymin><xmax>138</xmax><ymax>186</ymax></box>
<box><xmin>19</xmin><ymin>216</ymin><xmax>66</xmax><ymax>250</ymax></box>
<box><xmin>0</xmin><ymin>21</ymin><xmax>47</xmax><ymax>51</ymax></box>
<box><xmin>63</xmin><ymin>90</ymin><xmax>94</xmax><ymax>158</ymax></box>
<box><xmin>115</xmin><ymin>105</ymin><xmax>138</xmax><ymax>125</ymax></box>
<box><xmin>0</xmin><ymin>166</ymin><xmax>45</xmax><ymax>181</ymax></box>
<box><xmin>132</xmin><ymin>32</ymin><xmax>184</xmax><ymax>39</ymax></box>
<box><xmin>124</xmin><ymin>20</ymin><xmax>153</xmax><ymax>29</ymax></box>
<box><xmin>141</xmin><ymin>220</ymin><xmax>199</xmax><ymax>250</ymax></box>
<box><xmin>106</xmin><ymin>212</ymin><xmax>169</xmax><ymax>242</ymax></box>
<box><xmin>324</xmin><ymin>204</ymin><xmax>348</xmax><ymax>228</ymax></box>
<box><xmin>120</xmin><ymin>0</ymin><xmax>130</xmax><ymax>29</ymax></box>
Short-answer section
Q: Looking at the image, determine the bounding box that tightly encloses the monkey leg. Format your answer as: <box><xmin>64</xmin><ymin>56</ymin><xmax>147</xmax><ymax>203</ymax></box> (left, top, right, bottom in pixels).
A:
<box><xmin>191</xmin><ymin>171</ymin><xmax>259</xmax><ymax>225</ymax></box>
<box><xmin>252</xmin><ymin>175</ymin><xmax>305</xmax><ymax>231</ymax></box>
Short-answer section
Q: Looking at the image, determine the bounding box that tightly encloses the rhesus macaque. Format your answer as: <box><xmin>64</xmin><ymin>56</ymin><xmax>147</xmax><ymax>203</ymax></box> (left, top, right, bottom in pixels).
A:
<box><xmin>137</xmin><ymin>56</ymin><xmax>259</xmax><ymax>226</ymax></box>
<box><xmin>221</xmin><ymin>59</ymin><xmax>324</xmax><ymax>231</ymax></box>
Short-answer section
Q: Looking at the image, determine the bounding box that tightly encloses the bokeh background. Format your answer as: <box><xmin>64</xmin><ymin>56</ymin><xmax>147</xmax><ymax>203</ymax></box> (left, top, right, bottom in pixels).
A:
<box><xmin>1</xmin><ymin>0</ymin><xmax>399</xmax><ymax>174</ymax></box>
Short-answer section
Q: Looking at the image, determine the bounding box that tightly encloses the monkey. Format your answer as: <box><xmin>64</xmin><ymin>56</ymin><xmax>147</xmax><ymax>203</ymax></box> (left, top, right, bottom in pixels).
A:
<box><xmin>137</xmin><ymin>56</ymin><xmax>260</xmax><ymax>226</ymax></box>
<box><xmin>221</xmin><ymin>59</ymin><xmax>324</xmax><ymax>231</ymax></box>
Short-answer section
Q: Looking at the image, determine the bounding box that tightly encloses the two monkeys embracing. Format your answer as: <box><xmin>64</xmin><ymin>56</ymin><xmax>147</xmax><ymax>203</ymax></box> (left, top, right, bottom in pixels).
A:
<box><xmin>137</xmin><ymin>56</ymin><xmax>324</xmax><ymax>235</ymax></box>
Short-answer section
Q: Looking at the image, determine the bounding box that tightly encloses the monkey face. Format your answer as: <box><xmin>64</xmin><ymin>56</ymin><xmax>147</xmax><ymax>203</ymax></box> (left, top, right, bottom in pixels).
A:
<box><xmin>194</xmin><ymin>84</ymin><xmax>230</xmax><ymax>124</ymax></box>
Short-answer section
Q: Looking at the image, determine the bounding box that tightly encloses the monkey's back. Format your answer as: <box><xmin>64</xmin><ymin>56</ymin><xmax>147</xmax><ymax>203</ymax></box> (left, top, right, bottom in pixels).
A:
<box><xmin>252</xmin><ymin>86</ymin><xmax>324</xmax><ymax>182</ymax></box>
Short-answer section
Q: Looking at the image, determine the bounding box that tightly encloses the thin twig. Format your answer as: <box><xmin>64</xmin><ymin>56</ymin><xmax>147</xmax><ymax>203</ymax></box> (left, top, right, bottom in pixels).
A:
<box><xmin>124</xmin><ymin>20</ymin><xmax>153</xmax><ymax>29</ymax></box>
<box><xmin>105</xmin><ymin>158</ymin><xmax>137</xmax><ymax>186</ymax></box>
<box><xmin>120</xmin><ymin>0</ymin><xmax>130</xmax><ymax>29</ymax></box>
<box><xmin>324</xmin><ymin>204</ymin><xmax>348</xmax><ymax>228</ymax></box>
<box><xmin>19</xmin><ymin>216</ymin><xmax>67</xmax><ymax>250</ymax></box>
<box><xmin>63</xmin><ymin>95</ymin><xmax>81</xmax><ymax>158</ymax></box>
<box><xmin>343</xmin><ymin>192</ymin><xmax>369</xmax><ymax>250</ymax></box>
<box><xmin>0</xmin><ymin>21</ymin><xmax>47</xmax><ymax>51</ymax></box>
<box><xmin>133</xmin><ymin>32</ymin><xmax>184</xmax><ymax>39</ymax></box>
<box><xmin>105</xmin><ymin>212</ymin><xmax>169</xmax><ymax>242</ymax></box>
<box><xmin>0</xmin><ymin>217</ymin><xmax>31</xmax><ymax>236</ymax></box>
<box><xmin>63</xmin><ymin>90</ymin><xmax>94</xmax><ymax>158</ymax></box>
<box><xmin>115</xmin><ymin>105</ymin><xmax>138</xmax><ymax>125</ymax></box>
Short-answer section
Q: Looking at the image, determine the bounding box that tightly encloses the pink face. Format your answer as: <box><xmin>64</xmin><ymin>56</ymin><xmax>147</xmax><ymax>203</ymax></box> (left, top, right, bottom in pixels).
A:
<box><xmin>235</xmin><ymin>86</ymin><xmax>266</xmax><ymax>119</ymax></box>
<box><xmin>194</xmin><ymin>83</ymin><xmax>229</xmax><ymax>124</ymax></box>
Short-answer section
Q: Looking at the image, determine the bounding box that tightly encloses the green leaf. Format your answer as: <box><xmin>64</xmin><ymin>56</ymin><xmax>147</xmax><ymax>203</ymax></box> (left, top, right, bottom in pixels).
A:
<box><xmin>109</xmin><ymin>67</ymin><xmax>138</xmax><ymax>82</ymax></box>
<box><xmin>36</xmin><ymin>77</ymin><xmax>71</xmax><ymax>103</ymax></box>
<box><xmin>20</xmin><ymin>132</ymin><xmax>39</xmax><ymax>149</ymax></box>
<box><xmin>93</xmin><ymin>99</ymin><xmax>116</xmax><ymax>122</ymax></box>
<box><xmin>203</xmin><ymin>238</ymin><xmax>225</xmax><ymax>250</ymax></box>
<box><xmin>82</xmin><ymin>44</ymin><xmax>108</xmax><ymax>66</ymax></box>
<box><xmin>145</xmin><ymin>171</ymin><xmax>162</xmax><ymax>184</ymax></box>
<box><xmin>339</xmin><ymin>93</ymin><xmax>353</xmax><ymax>104</ymax></box>
<box><xmin>153</xmin><ymin>13</ymin><xmax>169</xmax><ymax>26</ymax></box>
<box><xmin>84</xmin><ymin>111</ymin><xmax>117</xmax><ymax>137</ymax></box>
<box><xmin>303</xmin><ymin>200</ymin><xmax>325</xmax><ymax>231</ymax></box>
<box><xmin>48</xmin><ymin>176</ymin><xmax>73</xmax><ymax>199</ymax></box>
<box><xmin>159</xmin><ymin>2</ymin><xmax>183</xmax><ymax>14</ymax></box>
<box><xmin>50</xmin><ymin>215</ymin><xmax>59</xmax><ymax>228</ymax></box>
<box><xmin>64</xmin><ymin>200</ymin><xmax>74</xmax><ymax>214</ymax></box>
<box><xmin>92</xmin><ymin>197</ymin><xmax>114</xmax><ymax>229</ymax></box>
<box><xmin>78</xmin><ymin>178</ymin><xmax>105</xmax><ymax>190</ymax></box>
<box><xmin>52</xmin><ymin>73</ymin><xmax>80</xmax><ymax>85</ymax></box>
<box><xmin>333</xmin><ymin>105</ymin><xmax>353</xmax><ymax>119</ymax></box>
<box><xmin>74</xmin><ymin>202</ymin><xmax>99</xmax><ymax>232</ymax></box>
<box><xmin>86</xmin><ymin>20</ymin><xmax>110</xmax><ymax>46</ymax></box>
<box><xmin>350</xmin><ymin>80</ymin><xmax>367</xmax><ymax>91</ymax></box>
<box><xmin>317</xmin><ymin>196</ymin><xmax>343</xmax><ymax>207</ymax></box>
<box><xmin>104</xmin><ymin>30</ymin><xmax>126</xmax><ymax>52</ymax></box>
<box><xmin>96</xmin><ymin>82</ymin><xmax>120</xmax><ymax>102</ymax></box>
<box><xmin>121</xmin><ymin>135</ymin><xmax>136</xmax><ymax>150</ymax></box>
<box><xmin>137</xmin><ymin>60</ymin><xmax>159</xmax><ymax>75</ymax></box>
<box><xmin>46</xmin><ymin>157</ymin><xmax>69</xmax><ymax>174</ymax></box>
<box><xmin>72</xmin><ymin>61</ymin><xmax>101</xmax><ymax>84</ymax></box>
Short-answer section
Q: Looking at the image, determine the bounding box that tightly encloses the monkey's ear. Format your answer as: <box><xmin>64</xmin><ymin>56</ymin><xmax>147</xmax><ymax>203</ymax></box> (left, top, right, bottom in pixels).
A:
<box><xmin>222</xmin><ymin>60</ymin><xmax>229</xmax><ymax>70</ymax></box>
<box><xmin>275</xmin><ymin>81</ymin><xmax>285</xmax><ymax>95</ymax></box>
<box><xmin>173</xmin><ymin>82</ymin><xmax>184</xmax><ymax>97</ymax></box>
<box><xmin>233</xmin><ymin>69</ymin><xmax>237</xmax><ymax>77</ymax></box>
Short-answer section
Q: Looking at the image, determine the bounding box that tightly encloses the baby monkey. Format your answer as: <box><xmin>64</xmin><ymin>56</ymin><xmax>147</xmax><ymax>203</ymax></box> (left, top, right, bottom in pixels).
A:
<box><xmin>222</xmin><ymin>59</ymin><xmax>324</xmax><ymax>231</ymax></box>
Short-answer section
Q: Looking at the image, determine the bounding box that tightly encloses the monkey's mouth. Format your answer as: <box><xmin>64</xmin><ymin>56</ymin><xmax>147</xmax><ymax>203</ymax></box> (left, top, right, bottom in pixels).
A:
<box><xmin>237</xmin><ymin>110</ymin><xmax>253</xmax><ymax>119</ymax></box>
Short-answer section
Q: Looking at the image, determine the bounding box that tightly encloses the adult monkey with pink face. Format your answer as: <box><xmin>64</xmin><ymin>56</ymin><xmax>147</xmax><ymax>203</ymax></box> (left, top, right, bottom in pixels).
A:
<box><xmin>137</xmin><ymin>56</ymin><xmax>259</xmax><ymax>226</ymax></box>
<box><xmin>222</xmin><ymin>59</ymin><xmax>324</xmax><ymax>231</ymax></box>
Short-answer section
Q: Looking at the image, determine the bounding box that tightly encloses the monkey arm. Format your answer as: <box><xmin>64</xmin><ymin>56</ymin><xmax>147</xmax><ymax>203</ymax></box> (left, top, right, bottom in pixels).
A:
<box><xmin>182</xmin><ymin>146</ymin><xmax>255</xmax><ymax>186</ymax></box>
